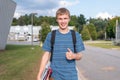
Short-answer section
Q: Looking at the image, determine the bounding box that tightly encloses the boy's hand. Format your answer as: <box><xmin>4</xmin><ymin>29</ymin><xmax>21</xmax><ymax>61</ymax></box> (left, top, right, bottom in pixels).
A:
<box><xmin>66</xmin><ymin>48</ymin><xmax>75</xmax><ymax>60</ymax></box>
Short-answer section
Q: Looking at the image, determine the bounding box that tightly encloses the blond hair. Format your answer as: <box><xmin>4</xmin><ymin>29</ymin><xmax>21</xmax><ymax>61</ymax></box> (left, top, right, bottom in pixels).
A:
<box><xmin>56</xmin><ymin>8</ymin><xmax>70</xmax><ymax>18</ymax></box>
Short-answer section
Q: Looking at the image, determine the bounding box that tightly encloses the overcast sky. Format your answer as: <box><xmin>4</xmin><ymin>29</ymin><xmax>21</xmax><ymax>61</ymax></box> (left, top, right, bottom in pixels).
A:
<box><xmin>13</xmin><ymin>0</ymin><xmax>120</xmax><ymax>19</ymax></box>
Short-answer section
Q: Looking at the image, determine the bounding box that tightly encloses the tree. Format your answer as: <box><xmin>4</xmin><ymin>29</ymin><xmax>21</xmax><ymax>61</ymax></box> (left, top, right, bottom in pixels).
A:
<box><xmin>40</xmin><ymin>22</ymin><xmax>51</xmax><ymax>43</ymax></box>
<box><xmin>88</xmin><ymin>18</ymin><xmax>109</xmax><ymax>39</ymax></box>
<box><xmin>69</xmin><ymin>15</ymin><xmax>78</xmax><ymax>26</ymax></box>
<box><xmin>97</xmin><ymin>30</ymin><xmax>105</xmax><ymax>40</ymax></box>
<box><xmin>12</xmin><ymin>18</ymin><xmax>18</xmax><ymax>26</ymax></box>
<box><xmin>87</xmin><ymin>23</ymin><xmax>97</xmax><ymax>40</ymax></box>
<box><xmin>81</xmin><ymin>25</ymin><xmax>90</xmax><ymax>40</ymax></box>
<box><xmin>89</xmin><ymin>18</ymin><xmax>107</xmax><ymax>32</ymax></box>
<box><xmin>77</xmin><ymin>14</ymin><xmax>86</xmax><ymax>33</ymax></box>
<box><xmin>24</xmin><ymin>14</ymin><xmax>31</xmax><ymax>25</ymax></box>
<box><xmin>106</xmin><ymin>22</ymin><xmax>115</xmax><ymax>39</ymax></box>
<box><xmin>18</xmin><ymin>16</ymin><xmax>25</xmax><ymax>26</ymax></box>
<box><xmin>105</xmin><ymin>17</ymin><xmax>119</xmax><ymax>39</ymax></box>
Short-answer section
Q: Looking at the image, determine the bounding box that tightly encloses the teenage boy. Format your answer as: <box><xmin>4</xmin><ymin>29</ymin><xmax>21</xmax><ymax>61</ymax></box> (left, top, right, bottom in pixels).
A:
<box><xmin>37</xmin><ymin>7</ymin><xmax>85</xmax><ymax>80</ymax></box>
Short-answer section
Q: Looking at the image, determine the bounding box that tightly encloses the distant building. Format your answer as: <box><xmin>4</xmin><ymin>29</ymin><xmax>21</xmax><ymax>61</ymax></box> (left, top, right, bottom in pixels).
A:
<box><xmin>0</xmin><ymin>0</ymin><xmax>16</xmax><ymax>50</ymax></box>
<box><xmin>8</xmin><ymin>25</ymin><xmax>41</xmax><ymax>41</ymax></box>
<box><xmin>8</xmin><ymin>25</ymin><xmax>74</xmax><ymax>41</ymax></box>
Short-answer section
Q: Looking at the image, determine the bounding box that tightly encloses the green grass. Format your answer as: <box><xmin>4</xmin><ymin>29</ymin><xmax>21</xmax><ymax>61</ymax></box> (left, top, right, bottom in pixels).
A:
<box><xmin>85</xmin><ymin>40</ymin><xmax>120</xmax><ymax>49</ymax></box>
<box><xmin>0</xmin><ymin>45</ymin><xmax>43</xmax><ymax>80</ymax></box>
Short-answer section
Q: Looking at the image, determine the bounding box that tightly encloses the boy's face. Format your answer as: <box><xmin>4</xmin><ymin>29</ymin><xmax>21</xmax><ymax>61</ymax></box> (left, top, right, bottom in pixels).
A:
<box><xmin>56</xmin><ymin>14</ymin><xmax>70</xmax><ymax>30</ymax></box>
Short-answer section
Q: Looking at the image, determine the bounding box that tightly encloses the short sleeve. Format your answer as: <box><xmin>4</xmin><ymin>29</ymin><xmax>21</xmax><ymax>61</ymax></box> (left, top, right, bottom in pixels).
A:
<box><xmin>42</xmin><ymin>32</ymin><xmax>51</xmax><ymax>52</ymax></box>
<box><xmin>75</xmin><ymin>32</ymin><xmax>85</xmax><ymax>53</ymax></box>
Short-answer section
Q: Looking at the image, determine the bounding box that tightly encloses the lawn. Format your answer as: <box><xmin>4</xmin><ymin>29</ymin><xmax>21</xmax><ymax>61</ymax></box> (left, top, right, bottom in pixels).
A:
<box><xmin>84</xmin><ymin>40</ymin><xmax>120</xmax><ymax>50</ymax></box>
<box><xmin>0</xmin><ymin>45</ymin><xmax>43</xmax><ymax>80</ymax></box>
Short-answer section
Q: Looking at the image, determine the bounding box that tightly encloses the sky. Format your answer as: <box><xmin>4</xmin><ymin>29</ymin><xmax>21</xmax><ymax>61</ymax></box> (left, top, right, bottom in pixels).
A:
<box><xmin>13</xmin><ymin>0</ymin><xmax>120</xmax><ymax>19</ymax></box>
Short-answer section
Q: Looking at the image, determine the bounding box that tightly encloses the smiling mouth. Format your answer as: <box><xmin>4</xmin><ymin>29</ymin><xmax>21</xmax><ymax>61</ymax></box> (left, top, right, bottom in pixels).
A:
<box><xmin>61</xmin><ymin>23</ymin><xmax>66</xmax><ymax>27</ymax></box>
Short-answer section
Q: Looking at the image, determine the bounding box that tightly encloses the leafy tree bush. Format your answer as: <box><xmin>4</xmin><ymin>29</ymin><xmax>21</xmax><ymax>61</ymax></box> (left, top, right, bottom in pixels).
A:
<box><xmin>40</xmin><ymin>22</ymin><xmax>51</xmax><ymax>43</ymax></box>
<box><xmin>81</xmin><ymin>25</ymin><xmax>90</xmax><ymax>40</ymax></box>
<box><xmin>87</xmin><ymin>23</ymin><xmax>97</xmax><ymax>40</ymax></box>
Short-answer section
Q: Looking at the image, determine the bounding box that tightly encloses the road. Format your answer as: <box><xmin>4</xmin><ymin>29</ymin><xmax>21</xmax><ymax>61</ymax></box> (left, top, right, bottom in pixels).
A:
<box><xmin>77</xmin><ymin>45</ymin><xmax>120</xmax><ymax>80</ymax></box>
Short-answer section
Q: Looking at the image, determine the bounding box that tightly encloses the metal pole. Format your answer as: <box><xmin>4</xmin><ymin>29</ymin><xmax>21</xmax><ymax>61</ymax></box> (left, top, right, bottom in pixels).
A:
<box><xmin>31</xmin><ymin>14</ymin><xmax>33</xmax><ymax>46</ymax></box>
<box><xmin>31</xmin><ymin>13</ymin><xmax>37</xmax><ymax>46</ymax></box>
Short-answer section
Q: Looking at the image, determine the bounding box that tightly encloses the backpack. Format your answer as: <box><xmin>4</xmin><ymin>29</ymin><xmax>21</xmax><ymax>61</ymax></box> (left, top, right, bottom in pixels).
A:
<box><xmin>50</xmin><ymin>30</ymin><xmax>76</xmax><ymax>61</ymax></box>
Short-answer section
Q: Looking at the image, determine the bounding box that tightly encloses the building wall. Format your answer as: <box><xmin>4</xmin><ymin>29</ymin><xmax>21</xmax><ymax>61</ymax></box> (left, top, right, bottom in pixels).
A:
<box><xmin>8</xmin><ymin>26</ymin><xmax>74</xmax><ymax>41</ymax></box>
<box><xmin>8</xmin><ymin>25</ymin><xmax>41</xmax><ymax>41</ymax></box>
<box><xmin>0</xmin><ymin>0</ymin><xmax>16</xmax><ymax>50</ymax></box>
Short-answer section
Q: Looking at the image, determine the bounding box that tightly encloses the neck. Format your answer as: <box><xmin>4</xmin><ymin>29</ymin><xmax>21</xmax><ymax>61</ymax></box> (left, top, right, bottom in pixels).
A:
<box><xmin>59</xmin><ymin>28</ymin><xmax>69</xmax><ymax>34</ymax></box>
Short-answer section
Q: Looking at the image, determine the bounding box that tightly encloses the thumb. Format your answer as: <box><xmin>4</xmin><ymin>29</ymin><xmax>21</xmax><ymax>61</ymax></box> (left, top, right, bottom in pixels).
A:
<box><xmin>67</xmin><ymin>48</ymin><xmax>72</xmax><ymax>52</ymax></box>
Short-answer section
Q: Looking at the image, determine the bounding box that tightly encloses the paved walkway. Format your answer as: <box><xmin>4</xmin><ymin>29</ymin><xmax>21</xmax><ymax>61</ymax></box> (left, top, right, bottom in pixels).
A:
<box><xmin>77</xmin><ymin>45</ymin><xmax>120</xmax><ymax>80</ymax></box>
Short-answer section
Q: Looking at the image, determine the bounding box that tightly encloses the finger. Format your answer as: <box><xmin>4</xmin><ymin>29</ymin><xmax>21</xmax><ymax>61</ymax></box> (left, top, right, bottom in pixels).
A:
<box><xmin>66</xmin><ymin>52</ymin><xmax>69</xmax><ymax>55</ymax></box>
<box><xmin>66</xmin><ymin>54</ymin><xmax>72</xmax><ymax>60</ymax></box>
<box><xmin>67</xmin><ymin>48</ymin><xmax>72</xmax><ymax>52</ymax></box>
<box><xmin>66</xmin><ymin>52</ymin><xmax>70</xmax><ymax>57</ymax></box>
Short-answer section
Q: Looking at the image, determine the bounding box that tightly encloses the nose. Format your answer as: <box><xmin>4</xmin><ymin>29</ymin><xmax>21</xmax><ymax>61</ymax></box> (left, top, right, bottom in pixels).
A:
<box><xmin>61</xmin><ymin>18</ymin><xmax>66</xmax><ymax>22</ymax></box>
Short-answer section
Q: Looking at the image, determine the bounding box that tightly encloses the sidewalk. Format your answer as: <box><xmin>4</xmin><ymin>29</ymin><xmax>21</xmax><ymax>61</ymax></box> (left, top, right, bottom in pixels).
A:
<box><xmin>77</xmin><ymin>66</ymin><xmax>87</xmax><ymax>80</ymax></box>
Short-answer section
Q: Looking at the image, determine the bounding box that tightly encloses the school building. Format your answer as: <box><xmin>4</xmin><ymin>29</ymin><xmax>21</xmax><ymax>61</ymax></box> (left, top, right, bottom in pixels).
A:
<box><xmin>0</xmin><ymin>0</ymin><xmax>16</xmax><ymax>50</ymax></box>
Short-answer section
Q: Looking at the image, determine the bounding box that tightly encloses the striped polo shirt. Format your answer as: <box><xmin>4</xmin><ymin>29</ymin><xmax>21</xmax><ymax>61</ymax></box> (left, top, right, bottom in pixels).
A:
<box><xmin>42</xmin><ymin>30</ymin><xmax>85</xmax><ymax>80</ymax></box>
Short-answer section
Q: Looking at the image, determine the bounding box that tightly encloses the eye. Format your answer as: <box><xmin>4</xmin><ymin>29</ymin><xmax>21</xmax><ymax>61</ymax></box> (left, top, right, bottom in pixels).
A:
<box><xmin>57</xmin><ymin>18</ymin><xmax>62</xmax><ymax>20</ymax></box>
<box><xmin>64</xmin><ymin>18</ymin><xmax>68</xmax><ymax>20</ymax></box>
